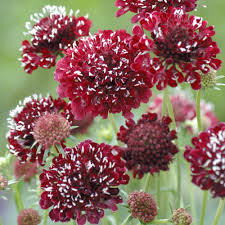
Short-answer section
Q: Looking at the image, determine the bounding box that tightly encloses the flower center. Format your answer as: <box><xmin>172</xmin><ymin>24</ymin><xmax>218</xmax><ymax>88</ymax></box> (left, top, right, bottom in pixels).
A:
<box><xmin>33</xmin><ymin>113</ymin><xmax>70</xmax><ymax>149</ymax></box>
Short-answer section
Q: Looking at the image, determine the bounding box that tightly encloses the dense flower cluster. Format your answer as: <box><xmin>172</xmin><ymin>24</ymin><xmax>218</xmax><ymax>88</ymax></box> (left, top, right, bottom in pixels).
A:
<box><xmin>172</xmin><ymin>208</ymin><xmax>192</xmax><ymax>225</ymax></box>
<box><xmin>184</xmin><ymin>123</ymin><xmax>225</xmax><ymax>198</ymax></box>
<box><xmin>17</xmin><ymin>208</ymin><xmax>41</xmax><ymax>225</ymax></box>
<box><xmin>14</xmin><ymin>160</ymin><xmax>38</xmax><ymax>182</ymax></box>
<box><xmin>115</xmin><ymin>0</ymin><xmax>197</xmax><ymax>23</ymax></box>
<box><xmin>131</xmin><ymin>8</ymin><xmax>221</xmax><ymax>90</ymax></box>
<box><xmin>7</xmin><ymin>94</ymin><xmax>74</xmax><ymax>165</ymax></box>
<box><xmin>20</xmin><ymin>5</ymin><xmax>91</xmax><ymax>74</ymax></box>
<box><xmin>127</xmin><ymin>191</ymin><xmax>157</xmax><ymax>223</ymax></box>
<box><xmin>117</xmin><ymin>112</ymin><xmax>178</xmax><ymax>178</ymax></box>
<box><xmin>149</xmin><ymin>91</ymin><xmax>218</xmax><ymax>131</ymax></box>
<box><xmin>39</xmin><ymin>140</ymin><xmax>129</xmax><ymax>224</ymax></box>
<box><xmin>55</xmin><ymin>29</ymin><xmax>152</xmax><ymax>120</ymax></box>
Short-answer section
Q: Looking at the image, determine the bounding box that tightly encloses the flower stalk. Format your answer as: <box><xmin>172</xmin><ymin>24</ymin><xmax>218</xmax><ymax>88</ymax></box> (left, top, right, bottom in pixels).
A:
<box><xmin>212</xmin><ymin>199</ymin><xmax>225</xmax><ymax>225</ymax></box>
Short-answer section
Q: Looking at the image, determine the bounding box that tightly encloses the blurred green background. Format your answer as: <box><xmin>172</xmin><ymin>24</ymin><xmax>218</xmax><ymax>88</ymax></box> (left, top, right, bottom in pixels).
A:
<box><xmin>0</xmin><ymin>0</ymin><xmax>225</xmax><ymax>224</ymax></box>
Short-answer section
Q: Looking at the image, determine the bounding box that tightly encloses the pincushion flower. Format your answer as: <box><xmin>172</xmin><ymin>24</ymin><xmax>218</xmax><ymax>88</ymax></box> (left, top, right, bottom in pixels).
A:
<box><xmin>39</xmin><ymin>140</ymin><xmax>129</xmax><ymax>224</ymax></box>
<box><xmin>127</xmin><ymin>191</ymin><xmax>157</xmax><ymax>223</ymax></box>
<box><xmin>131</xmin><ymin>8</ymin><xmax>221</xmax><ymax>90</ymax></box>
<box><xmin>184</xmin><ymin>122</ymin><xmax>225</xmax><ymax>198</ymax></box>
<box><xmin>149</xmin><ymin>91</ymin><xmax>218</xmax><ymax>131</ymax></box>
<box><xmin>115</xmin><ymin>0</ymin><xmax>197</xmax><ymax>23</ymax></box>
<box><xmin>17</xmin><ymin>208</ymin><xmax>41</xmax><ymax>225</ymax></box>
<box><xmin>7</xmin><ymin>94</ymin><xmax>74</xmax><ymax>165</ymax></box>
<box><xmin>117</xmin><ymin>112</ymin><xmax>178</xmax><ymax>178</ymax></box>
<box><xmin>55</xmin><ymin>29</ymin><xmax>152</xmax><ymax>120</ymax></box>
<box><xmin>20</xmin><ymin>5</ymin><xmax>91</xmax><ymax>74</ymax></box>
<box><xmin>13</xmin><ymin>160</ymin><xmax>38</xmax><ymax>182</ymax></box>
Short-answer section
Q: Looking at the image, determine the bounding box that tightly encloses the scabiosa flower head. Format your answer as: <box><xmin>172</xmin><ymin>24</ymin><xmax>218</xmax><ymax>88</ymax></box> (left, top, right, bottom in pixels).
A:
<box><xmin>117</xmin><ymin>112</ymin><xmax>178</xmax><ymax>178</ymax></box>
<box><xmin>7</xmin><ymin>94</ymin><xmax>74</xmax><ymax>165</ymax></box>
<box><xmin>13</xmin><ymin>160</ymin><xmax>38</xmax><ymax>182</ymax></box>
<box><xmin>20</xmin><ymin>5</ymin><xmax>92</xmax><ymax>74</ymax></box>
<box><xmin>132</xmin><ymin>8</ymin><xmax>221</xmax><ymax>90</ymax></box>
<box><xmin>39</xmin><ymin>140</ymin><xmax>129</xmax><ymax>224</ymax></box>
<box><xmin>0</xmin><ymin>174</ymin><xmax>8</xmax><ymax>190</ymax></box>
<box><xmin>54</xmin><ymin>29</ymin><xmax>152</xmax><ymax>120</ymax></box>
<box><xmin>115</xmin><ymin>0</ymin><xmax>197</xmax><ymax>23</ymax></box>
<box><xmin>172</xmin><ymin>208</ymin><xmax>192</xmax><ymax>225</ymax></box>
<box><xmin>149</xmin><ymin>92</ymin><xmax>196</xmax><ymax>124</ymax></box>
<box><xmin>127</xmin><ymin>191</ymin><xmax>157</xmax><ymax>223</ymax></box>
<box><xmin>17</xmin><ymin>208</ymin><xmax>41</xmax><ymax>225</ymax></box>
<box><xmin>184</xmin><ymin>122</ymin><xmax>225</xmax><ymax>198</ymax></box>
<box><xmin>33</xmin><ymin>113</ymin><xmax>70</xmax><ymax>149</ymax></box>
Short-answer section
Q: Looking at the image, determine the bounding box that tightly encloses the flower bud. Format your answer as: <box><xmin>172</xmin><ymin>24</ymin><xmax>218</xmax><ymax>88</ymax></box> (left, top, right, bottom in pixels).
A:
<box><xmin>0</xmin><ymin>174</ymin><xmax>8</xmax><ymax>190</ymax></box>
<box><xmin>17</xmin><ymin>208</ymin><xmax>41</xmax><ymax>225</ymax></box>
<box><xmin>172</xmin><ymin>208</ymin><xmax>192</xmax><ymax>225</ymax></box>
<box><xmin>127</xmin><ymin>191</ymin><xmax>157</xmax><ymax>223</ymax></box>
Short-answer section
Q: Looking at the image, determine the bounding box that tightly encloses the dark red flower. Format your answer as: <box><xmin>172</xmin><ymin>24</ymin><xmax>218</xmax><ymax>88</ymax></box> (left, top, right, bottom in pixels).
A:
<box><xmin>7</xmin><ymin>94</ymin><xmax>74</xmax><ymax>165</ymax></box>
<box><xmin>13</xmin><ymin>160</ymin><xmax>38</xmax><ymax>182</ymax></box>
<box><xmin>55</xmin><ymin>29</ymin><xmax>152</xmax><ymax>120</ymax></box>
<box><xmin>39</xmin><ymin>140</ymin><xmax>129</xmax><ymax>225</ymax></box>
<box><xmin>115</xmin><ymin>0</ymin><xmax>197</xmax><ymax>23</ymax></box>
<box><xmin>127</xmin><ymin>191</ymin><xmax>157</xmax><ymax>223</ymax></box>
<box><xmin>20</xmin><ymin>5</ymin><xmax>91</xmax><ymax>74</ymax></box>
<box><xmin>149</xmin><ymin>92</ymin><xmax>196</xmax><ymax>124</ymax></box>
<box><xmin>184</xmin><ymin>122</ymin><xmax>225</xmax><ymax>198</ymax></box>
<box><xmin>117</xmin><ymin>112</ymin><xmax>178</xmax><ymax>178</ymax></box>
<box><xmin>131</xmin><ymin>8</ymin><xmax>221</xmax><ymax>90</ymax></box>
<box><xmin>17</xmin><ymin>208</ymin><xmax>41</xmax><ymax>225</ymax></box>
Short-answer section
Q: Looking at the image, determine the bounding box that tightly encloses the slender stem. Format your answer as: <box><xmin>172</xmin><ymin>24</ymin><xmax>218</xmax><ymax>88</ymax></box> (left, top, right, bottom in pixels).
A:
<box><xmin>101</xmin><ymin>216</ymin><xmax>108</xmax><ymax>225</ymax></box>
<box><xmin>108</xmin><ymin>114</ymin><xmax>123</xmax><ymax>146</ymax></box>
<box><xmin>165</xmin><ymin>88</ymin><xmax>181</xmax><ymax>208</ymax></box>
<box><xmin>144</xmin><ymin>173</ymin><xmax>151</xmax><ymax>192</ymax></box>
<box><xmin>42</xmin><ymin>209</ymin><xmax>48</xmax><ymax>225</ymax></box>
<box><xmin>185</xmin><ymin>162</ymin><xmax>197</xmax><ymax>223</ymax></box>
<box><xmin>196</xmin><ymin>89</ymin><xmax>202</xmax><ymax>132</ymax></box>
<box><xmin>157</xmin><ymin>174</ymin><xmax>161</xmax><ymax>219</ymax></box>
<box><xmin>162</xmin><ymin>87</ymin><xmax>168</xmax><ymax>116</ymax></box>
<box><xmin>199</xmin><ymin>191</ymin><xmax>208</xmax><ymax>225</ymax></box>
<box><xmin>212</xmin><ymin>199</ymin><xmax>225</xmax><ymax>225</ymax></box>
<box><xmin>0</xmin><ymin>216</ymin><xmax>2</xmax><ymax>225</ymax></box>
<box><xmin>11</xmin><ymin>183</ymin><xmax>24</xmax><ymax>212</ymax></box>
<box><xmin>121</xmin><ymin>214</ymin><xmax>132</xmax><ymax>225</ymax></box>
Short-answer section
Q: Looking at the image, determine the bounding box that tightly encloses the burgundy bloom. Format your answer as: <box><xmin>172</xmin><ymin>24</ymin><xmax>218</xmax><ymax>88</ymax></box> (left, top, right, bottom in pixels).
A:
<box><xmin>39</xmin><ymin>140</ymin><xmax>129</xmax><ymax>225</ymax></box>
<box><xmin>115</xmin><ymin>0</ymin><xmax>197</xmax><ymax>23</ymax></box>
<box><xmin>149</xmin><ymin>92</ymin><xmax>196</xmax><ymax>124</ymax></box>
<box><xmin>17</xmin><ymin>208</ymin><xmax>41</xmax><ymax>225</ymax></box>
<box><xmin>13</xmin><ymin>160</ymin><xmax>38</xmax><ymax>182</ymax></box>
<box><xmin>131</xmin><ymin>8</ymin><xmax>221</xmax><ymax>90</ymax></box>
<box><xmin>54</xmin><ymin>29</ymin><xmax>152</xmax><ymax>120</ymax></box>
<box><xmin>20</xmin><ymin>5</ymin><xmax>91</xmax><ymax>74</ymax></box>
<box><xmin>184</xmin><ymin>122</ymin><xmax>225</xmax><ymax>198</ymax></box>
<box><xmin>127</xmin><ymin>191</ymin><xmax>157</xmax><ymax>223</ymax></box>
<box><xmin>117</xmin><ymin>112</ymin><xmax>178</xmax><ymax>178</ymax></box>
<box><xmin>7</xmin><ymin>94</ymin><xmax>74</xmax><ymax>165</ymax></box>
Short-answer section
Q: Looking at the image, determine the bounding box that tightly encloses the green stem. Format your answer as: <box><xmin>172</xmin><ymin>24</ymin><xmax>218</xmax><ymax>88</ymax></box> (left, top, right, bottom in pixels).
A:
<box><xmin>12</xmin><ymin>183</ymin><xmax>24</xmax><ymax>212</ymax></box>
<box><xmin>212</xmin><ymin>199</ymin><xmax>225</xmax><ymax>225</ymax></box>
<box><xmin>144</xmin><ymin>173</ymin><xmax>151</xmax><ymax>192</ymax></box>
<box><xmin>121</xmin><ymin>214</ymin><xmax>132</xmax><ymax>225</ymax></box>
<box><xmin>185</xmin><ymin>162</ymin><xmax>197</xmax><ymax>223</ymax></box>
<box><xmin>0</xmin><ymin>216</ymin><xmax>2</xmax><ymax>225</ymax></box>
<box><xmin>196</xmin><ymin>89</ymin><xmax>202</xmax><ymax>132</ymax></box>
<box><xmin>101</xmin><ymin>216</ymin><xmax>108</xmax><ymax>225</ymax></box>
<box><xmin>108</xmin><ymin>114</ymin><xmax>123</xmax><ymax>146</ymax></box>
<box><xmin>162</xmin><ymin>87</ymin><xmax>168</xmax><ymax>116</ymax></box>
<box><xmin>199</xmin><ymin>191</ymin><xmax>208</xmax><ymax>225</ymax></box>
<box><xmin>165</xmin><ymin>88</ymin><xmax>181</xmax><ymax>208</ymax></box>
<box><xmin>157</xmin><ymin>174</ymin><xmax>161</xmax><ymax>219</ymax></box>
<box><xmin>42</xmin><ymin>209</ymin><xmax>48</xmax><ymax>225</ymax></box>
